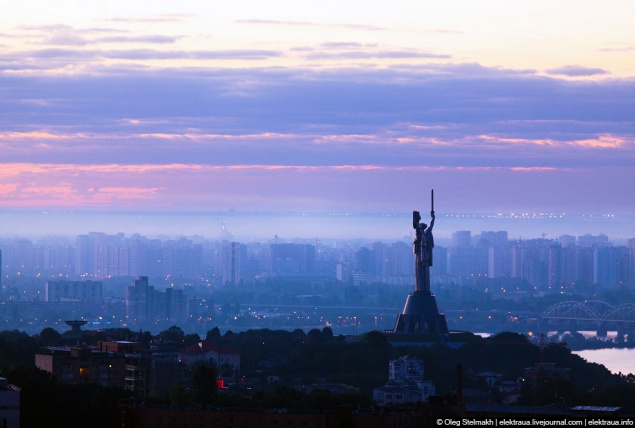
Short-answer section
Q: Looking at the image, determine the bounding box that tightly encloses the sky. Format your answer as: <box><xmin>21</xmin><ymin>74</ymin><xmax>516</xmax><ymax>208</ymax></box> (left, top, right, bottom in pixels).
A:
<box><xmin>1</xmin><ymin>1</ymin><xmax>634</xmax><ymax>229</ymax></box>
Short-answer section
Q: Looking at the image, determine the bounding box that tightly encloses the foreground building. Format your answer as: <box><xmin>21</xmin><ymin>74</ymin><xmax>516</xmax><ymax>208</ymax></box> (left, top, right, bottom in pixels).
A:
<box><xmin>35</xmin><ymin>346</ymin><xmax>125</xmax><ymax>387</ymax></box>
<box><xmin>373</xmin><ymin>356</ymin><xmax>436</xmax><ymax>405</ymax></box>
<box><xmin>0</xmin><ymin>378</ymin><xmax>20</xmax><ymax>428</ymax></box>
<box><xmin>179</xmin><ymin>342</ymin><xmax>241</xmax><ymax>382</ymax></box>
<box><xmin>98</xmin><ymin>341</ymin><xmax>183</xmax><ymax>399</ymax></box>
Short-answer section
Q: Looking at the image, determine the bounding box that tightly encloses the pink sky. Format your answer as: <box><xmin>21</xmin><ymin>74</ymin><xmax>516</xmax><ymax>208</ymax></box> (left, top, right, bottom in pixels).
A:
<box><xmin>1</xmin><ymin>2</ymin><xmax>634</xmax><ymax>221</ymax></box>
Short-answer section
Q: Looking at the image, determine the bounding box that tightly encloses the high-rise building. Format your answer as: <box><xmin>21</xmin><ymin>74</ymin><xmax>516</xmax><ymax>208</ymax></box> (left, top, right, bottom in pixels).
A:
<box><xmin>562</xmin><ymin>246</ymin><xmax>577</xmax><ymax>287</ymax></box>
<box><xmin>481</xmin><ymin>231</ymin><xmax>509</xmax><ymax>279</ymax></box>
<box><xmin>577</xmin><ymin>247</ymin><xmax>595</xmax><ymax>287</ymax></box>
<box><xmin>511</xmin><ymin>240</ymin><xmax>524</xmax><ymax>279</ymax></box>
<box><xmin>547</xmin><ymin>244</ymin><xmax>564</xmax><ymax>288</ymax></box>
<box><xmin>615</xmin><ymin>246</ymin><xmax>631</xmax><ymax>287</ymax></box>
<box><xmin>221</xmin><ymin>242</ymin><xmax>248</xmax><ymax>285</ymax></box>
<box><xmin>594</xmin><ymin>246</ymin><xmax>617</xmax><ymax>288</ymax></box>
<box><xmin>45</xmin><ymin>280</ymin><xmax>103</xmax><ymax>303</ymax></box>
<box><xmin>372</xmin><ymin>242</ymin><xmax>388</xmax><ymax>277</ymax></box>
<box><xmin>270</xmin><ymin>243</ymin><xmax>315</xmax><ymax>275</ymax></box>
<box><xmin>355</xmin><ymin>247</ymin><xmax>372</xmax><ymax>274</ymax></box>
<box><xmin>629</xmin><ymin>239</ymin><xmax>635</xmax><ymax>287</ymax></box>
<box><xmin>452</xmin><ymin>231</ymin><xmax>471</xmax><ymax>248</ymax></box>
<box><xmin>430</xmin><ymin>245</ymin><xmax>447</xmax><ymax>277</ymax></box>
<box><xmin>126</xmin><ymin>276</ymin><xmax>153</xmax><ymax>324</ymax></box>
<box><xmin>126</xmin><ymin>276</ymin><xmax>186</xmax><ymax>326</ymax></box>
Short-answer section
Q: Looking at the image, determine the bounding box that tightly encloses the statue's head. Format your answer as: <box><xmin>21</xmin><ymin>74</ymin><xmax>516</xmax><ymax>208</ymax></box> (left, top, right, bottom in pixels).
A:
<box><xmin>420</xmin><ymin>223</ymin><xmax>427</xmax><ymax>230</ymax></box>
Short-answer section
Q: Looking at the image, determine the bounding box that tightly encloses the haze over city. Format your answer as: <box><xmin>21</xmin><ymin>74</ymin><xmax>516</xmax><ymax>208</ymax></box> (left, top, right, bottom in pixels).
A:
<box><xmin>0</xmin><ymin>0</ymin><xmax>633</xmax><ymax>233</ymax></box>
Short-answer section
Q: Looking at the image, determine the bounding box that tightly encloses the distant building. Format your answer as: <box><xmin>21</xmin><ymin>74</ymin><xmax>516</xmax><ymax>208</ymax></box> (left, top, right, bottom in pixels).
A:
<box><xmin>270</xmin><ymin>243</ymin><xmax>315</xmax><ymax>275</ymax></box>
<box><xmin>221</xmin><ymin>242</ymin><xmax>248</xmax><ymax>285</ymax></box>
<box><xmin>373</xmin><ymin>356</ymin><xmax>435</xmax><ymax>405</ymax></box>
<box><xmin>126</xmin><ymin>276</ymin><xmax>186</xmax><ymax>325</ymax></box>
<box><xmin>629</xmin><ymin>239</ymin><xmax>635</xmax><ymax>287</ymax></box>
<box><xmin>0</xmin><ymin>377</ymin><xmax>20</xmax><ymax>428</ymax></box>
<box><xmin>45</xmin><ymin>280</ymin><xmax>103</xmax><ymax>303</ymax></box>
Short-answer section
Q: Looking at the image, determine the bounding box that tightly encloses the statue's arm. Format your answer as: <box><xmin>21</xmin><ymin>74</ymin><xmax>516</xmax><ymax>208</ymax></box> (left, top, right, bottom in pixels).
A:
<box><xmin>429</xmin><ymin>212</ymin><xmax>435</xmax><ymax>230</ymax></box>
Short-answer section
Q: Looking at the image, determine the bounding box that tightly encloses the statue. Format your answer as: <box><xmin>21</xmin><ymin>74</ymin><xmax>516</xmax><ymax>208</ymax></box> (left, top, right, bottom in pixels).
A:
<box><xmin>393</xmin><ymin>189</ymin><xmax>449</xmax><ymax>336</ymax></box>
<box><xmin>413</xmin><ymin>190</ymin><xmax>435</xmax><ymax>293</ymax></box>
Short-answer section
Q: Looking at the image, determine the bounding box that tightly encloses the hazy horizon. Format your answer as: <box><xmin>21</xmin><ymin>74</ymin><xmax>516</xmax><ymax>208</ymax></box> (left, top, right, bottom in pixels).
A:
<box><xmin>1</xmin><ymin>209</ymin><xmax>632</xmax><ymax>243</ymax></box>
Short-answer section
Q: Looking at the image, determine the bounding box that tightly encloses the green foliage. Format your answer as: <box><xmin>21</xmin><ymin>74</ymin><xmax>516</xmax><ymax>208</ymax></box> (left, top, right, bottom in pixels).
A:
<box><xmin>183</xmin><ymin>333</ymin><xmax>202</xmax><ymax>347</ymax></box>
<box><xmin>205</xmin><ymin>326</ymin><xmax>221</xmax><ymax>342</ymax></box>
<box><xmin>0</xmin><ymin>330</ymin><xmax>39</xmax><ymax>370</ymax></box>
<box><xmin>190</xmin><ymin>361</ymin><xmax>218</xmax><ymax>407</ymax></box>
<box><xmin>518</xmin><ymin>377</ymin><xmax>573</xmax><ymax>406</ymax></box>
<box><xmin>157</xmin><ymin>325</ymin><xmax>186</xmax><ymax>343</ymax></box>
<box><xmin>38</xmin><ymin>327</ymin><xmax>62</xmax><ymax>346</ymax></box>
<box><xmin>170</xmin><ymin>384</ymin><xmax>196</xmax><ymax>406</ymax></box>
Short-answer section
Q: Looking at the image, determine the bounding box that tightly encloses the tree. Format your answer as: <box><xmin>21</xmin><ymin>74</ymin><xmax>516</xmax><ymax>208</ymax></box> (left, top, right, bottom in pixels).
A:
<box><xmin>183</xmin><ymin>333</ymin><xmax>202</xmax><ymax>347</ymax></box>
<box><xmin>205</xmin><ymin>327</ymin><xmax>221</xmax><ymax>343</ymax></box>
<box><xmin>158</xmin><ymin>326</ymin><xmax>185</xmax><ymax>344</ymax></box>
<box><xmin>191</xmin><ymin>362</ymin><xmax>218</xmax><ymax>407</ymax></box>
<box><xmin>170</xmin><ymin>384</ymin><xmax>196</xmax><ymax>406</ymax></box>
<box><xmin>38</xmin><ymin>327</ymin><xmax>62</xmax><ymax>346</ymax></box>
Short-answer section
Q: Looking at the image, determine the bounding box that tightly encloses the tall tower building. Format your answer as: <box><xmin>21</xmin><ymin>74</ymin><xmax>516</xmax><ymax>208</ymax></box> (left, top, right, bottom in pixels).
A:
<box><xmin>629</xmin><ymin>239</ymin><xmax>635</xmax><ymax>287</ymax></box>
<box><xmin>511</xmin><ymin>241</ymin><xmax>524</xmax><ymax>279</ymax></box>
<box><xmin>126</xmin><ymin>276</ymin><xmax>153</xmax><ymax>324</ymax></box>
<box><xmin>481</xmin><ymin>231</ymin><xmax>509</xmax><ymax>279</ymax></box>
<box><xmin>547</xmin><ymin>244</ymin><xmax>564</xmax><ymax>288</ymax></box>
<box><xmin>388</xmin><ymin>241</ymin><xmax>415</xmax><ymax>277</ymax></box>
<box><xmin>577</xmin><ymin>247</ymin><xmax>595</xmax><ymax>287</ymax></box>
<box><xmin>270</xmin><ymin>243</ymin><xmax>315</xmax><ymax>275</ymax></box>
<box><xmin>45</xmin><ymin>280</ymin><xmax>103</xmax><ymax>302</ymax></box>
<box><xmin>594</xmin><ymin>246</ymin><xmax>617</xmax><ymax>288</ymax></box>
<box><xmin>452</xmin><ymin>231</ymin><xmax>471</xmax><ymax>248</ymax></box>
<box><xmin>222</xmin><ymin>242</ymin><xmax>248</xmax><ymax>285</ymax></box>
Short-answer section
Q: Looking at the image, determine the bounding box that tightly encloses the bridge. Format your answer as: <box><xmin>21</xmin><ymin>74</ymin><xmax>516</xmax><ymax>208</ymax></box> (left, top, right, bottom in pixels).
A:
<box><xmin>540</xmin><ymin>300</ymin><xmax>635</xmax><ymax>336</ymax></box>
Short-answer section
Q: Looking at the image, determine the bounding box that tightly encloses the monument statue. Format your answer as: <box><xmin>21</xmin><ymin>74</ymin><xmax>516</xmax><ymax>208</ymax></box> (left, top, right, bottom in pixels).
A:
<box><xmin>393</xmin><ymin>189</ymin><xmax>449</xmax><ymax>336</ymax></box>
<box><xmin>413</xmin><ymin>202</ymin><xmax>435</xmax><ymax>293</ymax></box>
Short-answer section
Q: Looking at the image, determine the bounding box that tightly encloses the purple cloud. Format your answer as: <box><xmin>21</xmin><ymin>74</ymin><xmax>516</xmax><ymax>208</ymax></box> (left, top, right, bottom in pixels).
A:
<box><xmin>236</xmin><ymin>19</ymin><xmax>386</xmax><ymax>31</ymax></box>
<box><xmin>545</xmin><ymin>65</ymin><xmax>609</xmax><ymax>77</ymax></box>
<box><xmin>0</xmin><ymin>63</ymin><xmax>633</xmax><ymax>215</ymax></box>
<box><xmin>305</xmin><ymin>50</ymin><xmax>450</xmax><ymax>60</ymax></box>
<box><xmin>94</xmin><ymin>35</ymin><xmax>180</xmax><ymax>44</ymax></box>
<box><xmin>6</xmin><ymin>48</ymin><xmax>282</xmax><ymax>61</ymax></box>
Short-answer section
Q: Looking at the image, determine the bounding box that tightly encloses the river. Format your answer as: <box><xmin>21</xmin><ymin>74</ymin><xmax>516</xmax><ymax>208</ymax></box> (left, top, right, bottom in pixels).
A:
<box><xmin>573</xmin><ymin>348</ymin><xmax>635</xmax><ymax>376</ymax></box>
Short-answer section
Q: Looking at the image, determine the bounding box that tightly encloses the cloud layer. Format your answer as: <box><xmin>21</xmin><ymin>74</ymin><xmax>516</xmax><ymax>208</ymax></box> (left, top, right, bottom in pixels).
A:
<box><xmin>1</xmin><ymin>9</ymin><xmax>634</xmax><ymax>217</ymax></box>
<box><xmin>0</xmin><ymin>63</ymin><xmax>633</xmax><ymax>214</ymax></box>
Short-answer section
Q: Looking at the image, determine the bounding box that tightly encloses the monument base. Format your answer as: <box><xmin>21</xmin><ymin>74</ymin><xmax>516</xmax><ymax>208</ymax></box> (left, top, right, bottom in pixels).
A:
<box><xmin>393</xmin><ymin>291</ymin><xmax>449</xmax><ymax>336</ymax></box>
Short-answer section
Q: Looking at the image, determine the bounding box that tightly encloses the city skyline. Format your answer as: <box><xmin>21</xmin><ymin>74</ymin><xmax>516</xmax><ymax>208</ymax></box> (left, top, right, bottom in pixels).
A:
<box><xmin>1</xmin><ymin>2</ymin><xmax>634</xmax><ymax>220</ymax></box>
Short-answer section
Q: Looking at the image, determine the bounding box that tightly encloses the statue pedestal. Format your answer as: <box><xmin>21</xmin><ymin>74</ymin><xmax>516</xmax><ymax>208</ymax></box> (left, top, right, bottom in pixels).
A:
<box><xmin>393</xmin><ymin>291</ymin><xmax>449</xmax><ymax>335</ymax></box>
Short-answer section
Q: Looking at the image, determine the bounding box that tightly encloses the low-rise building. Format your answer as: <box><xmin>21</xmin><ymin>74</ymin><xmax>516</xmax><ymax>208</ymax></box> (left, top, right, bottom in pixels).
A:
<box><xmin>179</xmin><ymin>342</ymin><xmax>240</xmax><ymax>380</ymax></box>
<box><xmin>35</xmin><ymin>347</ymin><xmax>125</xmax><ymax>387</ymax></box>
<box><xmin>98</xmin><ymin>341</ymin><xmax>182</xmax><ymax>399</ymax></box>
<box><xmin>0</xmin><ymin>378</ymin><xmax>20</xmax><ymax>428</ymax></box>
<box><xmin>523</xmin><ymin>362</ymin><xmax>570</xmax><ymax>383</ymax></box>
<box><xmin>373</xmin><ymin>355</ymin><xmax>435</xmax><ymax>405</ymax></box>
